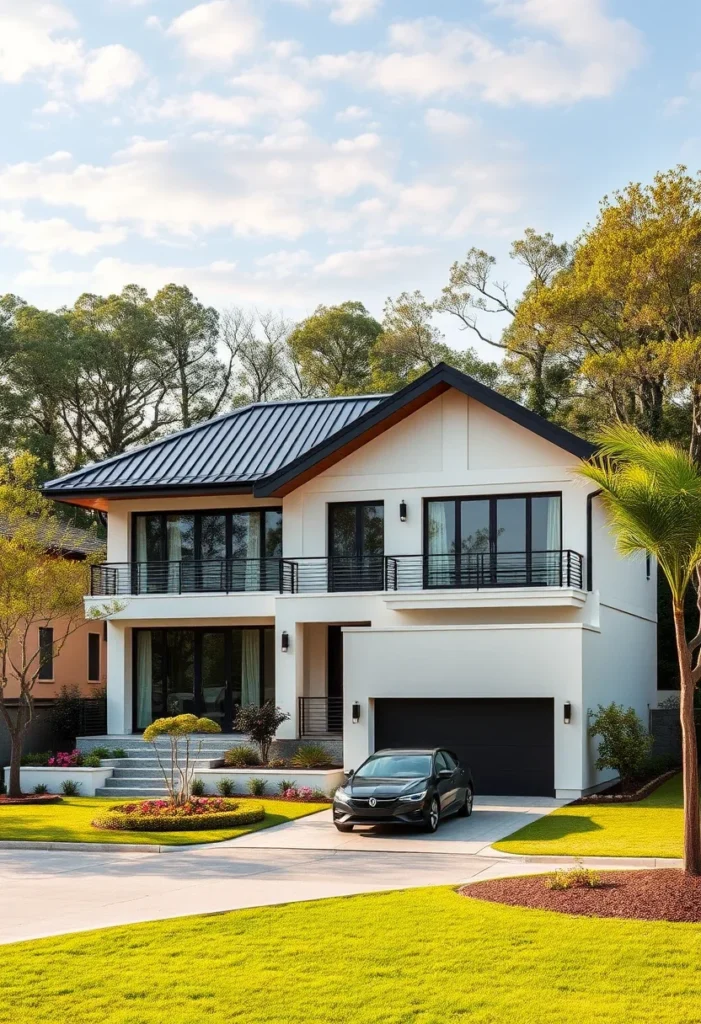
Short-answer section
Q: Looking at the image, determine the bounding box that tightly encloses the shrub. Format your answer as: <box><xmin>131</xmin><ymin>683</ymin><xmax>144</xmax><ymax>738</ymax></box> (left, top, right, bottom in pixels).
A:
<box><xmin>48</xmin><ymin>749</ymin><xmax>82</xmax><ymax>768</ymax></box>
<box><xmin>223</xmin><ymin>745</ymin><xmax>261</xmax><ymax>768</ymax></box>
<box><xmin>233</xmin><ymin>702</ymin><xmax>290</xmax><ymax>763</ymax></box>
<box><xmin>92</xmin><ymin>799</ymin><xmax>265</xmax><ymax>833</ymax></box>
<box><xmin>217</xmin><ymin>778</ymin><xmax>236</xmax><ymax>797</ymax></box>
<box><xmin>82</xmin><ymin>754</ymin><xmax>102</xmax><ymax>768</ymax></box>
<box><xmin>61</xmin><ymin>780</ymin><xmax>81</xmax><ymax>796</ymax></box>
<box><xmin>33</xmin><ymin>783</ymin><xmax>49</xmax><ymax>795</ymax></box>
<box><xmin>267</xmin><ymin>757</ymin><xmax>286</xmax><ymax>769</ymax></box>
<box><xmin>547</xmin><ymin>865</ymin><xmax>602</xmax><ymax>890</ymax></box>
<box><xmin>21</xmin><ymin>751</ymin><xmax>52</xmax><ymax>767</ymax></box>
<box><xmin>90</xmin><ymin>746</ymin><xmax>111</xmax><ymax>759</ymax></box>
<box><xmin>110</xmin><ymin>748</ymin><xmax>127</xmax><ymax>758</ymax></box>
<box><xmin>280</xmin><ymin>785</ymin><xmax>327</xmax><ymax>802</ymax></box>
<box><xmin>248</xmin><ymin>777</ymin><xmax>267</xmax><ymax>796</ymax></box>
<box><xmin>143</xmin><ymin>714</ymin><xmax>221</xmax><ymax>804</ymax></box>
<box><xmin>589</xmin><ymin>703</ymin><xmax>654</xmax><ymax>790</ymax></box>
<box><xmin>278</xmin><ymin>779</ymin><xmax>296</xmax><ymax>794</ymax></box>
<box><xmin>290</xmin><ymin>743</ymin><xmax>333</xmax><ymax>769</ymax></box>
<box><xmin>190</xmin><ymin>778</ymin><xmax>206</xmax><ymax>797</ymax></box>
<box><xmin>50</xmin><ymin>684</ymin><xmax>83</xmax><ymax>744</ymax></box>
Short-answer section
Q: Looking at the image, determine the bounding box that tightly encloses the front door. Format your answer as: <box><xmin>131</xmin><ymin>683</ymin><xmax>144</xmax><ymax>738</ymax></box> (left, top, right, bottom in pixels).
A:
<box><xmin>329</xmin><ymin>502</ymin><xmax>384</xmax><ymax>591</ymax></box>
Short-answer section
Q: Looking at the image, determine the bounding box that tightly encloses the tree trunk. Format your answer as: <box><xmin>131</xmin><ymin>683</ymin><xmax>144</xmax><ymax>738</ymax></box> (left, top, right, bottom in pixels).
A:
<box><xmin>673</xmin><ymin>601</ymin><xmax>701</xmax><ymax>875</ymax></box>
<box><xmin>690</xmin><ymin>385</ymin><xmax>701</xmax><ymax>466</ymax></box>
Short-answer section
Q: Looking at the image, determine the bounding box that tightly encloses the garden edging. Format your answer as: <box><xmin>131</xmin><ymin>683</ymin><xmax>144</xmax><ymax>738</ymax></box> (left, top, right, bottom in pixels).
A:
<box><xmin>6</xmin><ymin>766</ymin><xmax>115</xmax><ymax>797</ymax></box>
<box><xmin>195</xmin><ymin>767</ymin><xmax>345</xmax><ymax>796</ymax></box>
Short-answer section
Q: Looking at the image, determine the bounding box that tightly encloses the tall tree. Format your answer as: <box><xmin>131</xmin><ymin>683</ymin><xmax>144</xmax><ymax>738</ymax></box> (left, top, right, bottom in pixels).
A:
<box><xmin>579</xmin><ymin>426</ymin><xmax>701</xmax><ymax>875</ymax></box>
<box><xmin>436</xmin><ymin>229</ymin><xmax>571</xmax><ymax>416</ymax></box>
<box><xmin>288</xmin><ymin>301</ymin><xmax>382</xmax><ymax>396</ymax></box>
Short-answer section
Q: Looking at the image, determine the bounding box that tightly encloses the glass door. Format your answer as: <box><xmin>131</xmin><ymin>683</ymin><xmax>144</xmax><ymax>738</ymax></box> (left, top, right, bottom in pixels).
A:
<box><xmin>329</xmin><ymin>502</ymin><xmax>384</xmax><ymax>591</ymax></box>
<box><xmin>200</xmin><ymin>631</ymin><xmax>228</xmax><ymax>730</ymax></box>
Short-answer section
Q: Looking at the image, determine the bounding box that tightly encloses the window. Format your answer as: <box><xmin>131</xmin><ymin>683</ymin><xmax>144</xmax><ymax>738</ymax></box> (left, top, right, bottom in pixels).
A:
<box><xmin>88</xmin><ymin>633</ymin><xmax>101</xmax><ymax>682</ymax></box>
<box><xmin>38</xmin><ymin>627</ymin><xmax>54</xmax><ymax>680</ymax></box>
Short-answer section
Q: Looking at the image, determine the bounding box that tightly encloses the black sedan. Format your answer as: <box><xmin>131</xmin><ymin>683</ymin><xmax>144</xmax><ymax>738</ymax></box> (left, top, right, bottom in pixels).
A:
<box><xmin>333</xmin><ymin>748</ymin><xmax>474</xmax><ymax>833</ymax></box>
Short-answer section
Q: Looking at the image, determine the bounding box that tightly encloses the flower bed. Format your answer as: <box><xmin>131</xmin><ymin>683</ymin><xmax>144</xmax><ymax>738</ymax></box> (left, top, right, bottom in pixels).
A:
<box><xmin>0</xmin><ymin>794</ymin><xmax>63</xmax><ymax>806</ymax></box>
<box><xmin>575</xmin><ymin>770</ymin><xmax>679</xmax><ymax>804</ymax></box>
<box><xmin>91</xmin><ymin>797</ymin><xmax>265</xmax><ymax>832</ymax></box>
<box><xmin>196</xmin><ymin>767</ymin><xmax>345</xmax><ymax>797</ymax></box>
<box><xmin>8</xmin><ymin>766</ymin><xmax>115</xmax><ymax>796</ymax></box>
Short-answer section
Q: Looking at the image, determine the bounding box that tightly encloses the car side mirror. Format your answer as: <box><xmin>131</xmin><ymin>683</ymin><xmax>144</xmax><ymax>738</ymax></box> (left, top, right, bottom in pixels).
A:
<box><xmin>346</xmin><ymin>769</ymin><xmax>354</xmax><ymax>779</ymax></box>
<box><xmin>438</xmin><ymin>769</ymin><xmax>452</xmax><ymax>779</ymax></box>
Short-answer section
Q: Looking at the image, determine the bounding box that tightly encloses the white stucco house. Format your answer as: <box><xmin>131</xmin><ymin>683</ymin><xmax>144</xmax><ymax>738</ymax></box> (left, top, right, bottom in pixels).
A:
<box><xmin>43</xmin><ymin>363</ymin><xmax>657</xmax><ymax>798</ymax></box>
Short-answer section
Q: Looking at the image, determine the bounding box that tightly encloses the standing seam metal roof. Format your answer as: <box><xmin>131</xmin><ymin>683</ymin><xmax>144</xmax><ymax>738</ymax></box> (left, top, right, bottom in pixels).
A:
<box><xmin>43</xmin><ymin>395</ymin><xmax>387</xmax><ymax>495</ymax></box>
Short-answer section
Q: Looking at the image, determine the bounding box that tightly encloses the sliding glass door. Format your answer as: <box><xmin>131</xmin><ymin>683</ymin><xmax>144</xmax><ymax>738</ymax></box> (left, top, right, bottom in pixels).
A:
<box><xmin>425</xmin><ymin>493</ymin><xmax>561</xmax><ymax>587</ymax></box>
<box><xmin>134</xmin><ymin>626</ymin><xmax>275</xmax><ymax>732</ymax></box>
<box><xmin>328</xmin><ymin>502</ymin><xmax>384</xmax><ymax>591</ymax></box>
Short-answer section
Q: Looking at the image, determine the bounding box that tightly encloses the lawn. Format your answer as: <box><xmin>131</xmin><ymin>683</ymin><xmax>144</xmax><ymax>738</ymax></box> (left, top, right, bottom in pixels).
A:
<box><xmin>3</xmin><ymin>887</ymin><xmax>701</xmax><ymax>1024</ymax></box>
<box><xmin>493</xmin><ymin>774</ymin><xmax>684</xmax><ymax>859</ymax></box>
<box><xmin>0</xmin><ymin>796</ymin><xmax>327</xmax><ymax>846</ymax></box>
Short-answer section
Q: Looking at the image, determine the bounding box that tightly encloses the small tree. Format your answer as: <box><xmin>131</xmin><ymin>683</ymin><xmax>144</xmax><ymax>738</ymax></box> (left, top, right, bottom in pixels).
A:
<box><xmin>589</xmin><ymin>703</ymin><xmax>653</xmax><ymax>792</ymax></box>
<box><xmin>143</xmin><ymin>714</ymin><xmax>221</xmax><ymax>805</ymax></box>
<box><xmin>233</xmin><ymin>702</ymin><xmax>290</xmax><ymax>764</ymax></box>
<box><xmin>0</xmin><ymin>454</ymin><xmax>115</xmax><ymax>798</ymax></box>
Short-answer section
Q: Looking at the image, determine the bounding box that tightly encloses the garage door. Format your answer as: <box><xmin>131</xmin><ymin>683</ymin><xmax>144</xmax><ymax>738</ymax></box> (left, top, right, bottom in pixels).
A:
<box><xmin>374</xmin><ymin>698</ymin><xmax>554</xmax><ymax>796</ymax></box>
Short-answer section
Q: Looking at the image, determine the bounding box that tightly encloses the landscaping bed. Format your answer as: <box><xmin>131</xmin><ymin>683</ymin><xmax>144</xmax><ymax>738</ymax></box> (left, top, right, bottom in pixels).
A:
<box><xmin>462</xmin><ymin>869</ymin><xmax>701</xmax><ymax>923</ymax></box>
<box><xmin>575</xmin><ymin>769</ymin><xmax>679</xmax><ymax>804</ymax></box>
<box><xmin>92</xmin><ymin>797</ymin><xmax>265</xmax><ymax>832</ymax></box>
<box><xmin>0</xmin><ymin>795</ymin><xmax>62</xmax><ymax>806</ymax></box>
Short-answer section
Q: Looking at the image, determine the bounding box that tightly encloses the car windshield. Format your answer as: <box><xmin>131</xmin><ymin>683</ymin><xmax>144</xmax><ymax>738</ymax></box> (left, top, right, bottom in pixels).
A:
<box><xmin>355</xmin><ymin>755</ymin><xmax>433</xmax><ymax>779</ymax></box>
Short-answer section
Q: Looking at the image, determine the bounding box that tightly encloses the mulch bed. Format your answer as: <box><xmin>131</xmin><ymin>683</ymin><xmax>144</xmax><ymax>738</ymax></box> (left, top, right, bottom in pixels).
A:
<box><xmin>574</xmin><ymin>770</ymin><xmax>679</xmax><ymax>804</ymax></box>
<box><xmin>0</xmin><ymin>794</ymin><xmax>63</xmax><ymax>805</ymax></box>
<box><xmin>461</xmin><ymin>869</ymin><xmax>701</xmax><ymax>922</ymax></box>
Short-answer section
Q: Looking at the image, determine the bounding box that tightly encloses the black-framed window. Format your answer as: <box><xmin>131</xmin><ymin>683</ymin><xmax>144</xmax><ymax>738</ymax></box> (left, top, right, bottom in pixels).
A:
<box><xmin>424</xmin><ymin>493</ymin><xmax>562</xmax><ymax>587</ymax></box>
<box><xmin>38</xmin><ymin>627</ymin><xmax>54</xmax><ymax>680</ymax></box>
<box><xmin>133</xmin><ymin>626</ymin><xmax>275</xmax><ymax>732</ymax></box>
<box><xmin>88</xmin><ymin>633</ymin><xmax>101</xmax><ymax>682</ymax></box>
<box><xmin>328</xmin><ymin>501</ymin><xmax>384</xmax><ymax>591</ymax></box>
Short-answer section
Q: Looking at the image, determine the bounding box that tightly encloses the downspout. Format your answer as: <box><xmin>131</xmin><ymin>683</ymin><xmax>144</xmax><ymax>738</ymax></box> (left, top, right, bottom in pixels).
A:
<box><xmin>586</xmin><ymin>490</ymin><xmax>602</xmax><ymax>592</ymax></box>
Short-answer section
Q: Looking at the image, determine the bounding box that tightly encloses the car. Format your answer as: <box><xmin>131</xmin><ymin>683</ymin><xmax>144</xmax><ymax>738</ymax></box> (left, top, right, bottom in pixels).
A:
<box><xmin>332</xmin><ymin>747</ymin><xmax>474</xmax><ymax>834</ymax></box>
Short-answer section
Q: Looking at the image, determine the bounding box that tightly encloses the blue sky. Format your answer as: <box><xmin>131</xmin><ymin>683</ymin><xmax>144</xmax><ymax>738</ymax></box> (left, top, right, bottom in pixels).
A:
<box><xmin>1</xmin><ymin>0</ymin><xmax>699</xmax><ymax>354</ymax></box>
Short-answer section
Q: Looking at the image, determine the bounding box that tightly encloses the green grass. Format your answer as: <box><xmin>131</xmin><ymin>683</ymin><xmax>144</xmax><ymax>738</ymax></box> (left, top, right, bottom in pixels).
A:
<box><xmin>0</xmin><ymin>796</ymin><xmax>326</xmax><ymax>846</ymax></box>
<box><xmin>494</xmin><ymin>774</ymin><xmax>685</xmax><ymax>859</ymax></box>
<box><xmin>3</xmin><ymin>887</ymin><xmax>701</xmax><ymax>1023</ymax></box>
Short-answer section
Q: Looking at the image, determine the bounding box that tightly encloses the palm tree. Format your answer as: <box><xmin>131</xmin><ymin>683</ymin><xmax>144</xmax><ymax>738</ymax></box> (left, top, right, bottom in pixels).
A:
<box><xmin>579</xmin><ymin>424</ymin><xmax>701</xmax><ymax>875</ymax></box>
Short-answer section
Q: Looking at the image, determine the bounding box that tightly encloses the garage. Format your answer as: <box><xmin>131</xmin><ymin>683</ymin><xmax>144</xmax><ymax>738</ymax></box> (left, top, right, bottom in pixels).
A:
<box><xmin>373</xmin><ymin>697</ymin><xmax>555</xmax><ymax>797</ymax></box>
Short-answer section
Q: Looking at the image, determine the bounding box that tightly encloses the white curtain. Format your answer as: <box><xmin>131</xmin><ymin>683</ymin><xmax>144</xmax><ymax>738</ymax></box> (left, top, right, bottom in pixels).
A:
<box><xmin>136</xmin><ymin>631</ymin><xmax>153</xmax><ymax>729</ymax></box>
<box><xmin>428</xmin><ymin>502</ymin><xmax>450</xmax><ymax>586</ymax></box>
<box><xmin>546</xmin><ymin>497</ymin><xmax>561</xmax><ymax>584</ymax></box>
<box><xmin>241</xmin><ymin>630</ymin><xmax>260</xmax><ymax>705</ymax></box>
<box><xmin>245</xmin><ymin>516</ymin><xmax>261</xmax><ymax>590</ymax></box>
<box><xmin>167</xmin><ymin>517</ymin><xmax>183</xmax><ymax>592</ymax></box>
<box><xmin>136</xmin><ymin>517</ymin><xmax>148</xmax><ymax>593</ymax></box>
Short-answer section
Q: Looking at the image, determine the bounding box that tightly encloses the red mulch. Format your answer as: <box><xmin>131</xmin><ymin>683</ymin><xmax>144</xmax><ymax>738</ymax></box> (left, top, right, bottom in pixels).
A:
<box><xmin>461</xmin><ymin>869</ymin><xmax>701</xmax><ymax>922</ymax></box>
<box><xmin>0</xmin><ymin>794</ymin><xmax>63</xmax><ymax>805</ymax></box>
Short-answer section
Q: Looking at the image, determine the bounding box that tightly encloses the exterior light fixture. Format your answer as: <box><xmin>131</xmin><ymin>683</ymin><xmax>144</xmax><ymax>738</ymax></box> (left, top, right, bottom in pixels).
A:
<box><xmin>399</xmin><ymin>500</ymin><xmax>407</xmax><ymax>522</ymax></box>
<box><xmin>281</xmin><ymin>631</ymin><xmax>290</xmax><ymax>653</ymax></box>
<box><xmin>352</xmin><ymin>701</ymin><xmax>361</xmax><ymax>724</ymax></box>
<box><xmin>563</xmin><ymin>701</ymin><xmax>572</xmax><ymax>725</ymax></box>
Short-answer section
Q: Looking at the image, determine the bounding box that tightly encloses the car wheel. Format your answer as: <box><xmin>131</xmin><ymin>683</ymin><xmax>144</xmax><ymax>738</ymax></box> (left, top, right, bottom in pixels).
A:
<box><xmin>335</xmin><ymin>823</ymin><xmax>354</xmax><ymax>833</ymax></box>
<box><xmin>423</xmin><ymin>796</ymin><xmax>440</xmax><ymax>833</ymax></box>
<box><xmin>458</xmin><ymin>786</ymin><xmax>474</xmax><ymax>818</ymax></box>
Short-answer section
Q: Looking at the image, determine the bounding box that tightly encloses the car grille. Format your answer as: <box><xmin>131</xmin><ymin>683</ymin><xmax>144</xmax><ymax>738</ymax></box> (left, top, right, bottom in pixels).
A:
<box><xmin>350</xmin><ymin>797</ymin><xmax>397</xmax><ymax>806</ymax></box>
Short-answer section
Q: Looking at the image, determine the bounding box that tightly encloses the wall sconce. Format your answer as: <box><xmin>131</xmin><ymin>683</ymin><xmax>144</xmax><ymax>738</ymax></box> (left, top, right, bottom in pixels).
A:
<box><xmin>281</xmin><ymin>631</ymin><xmax>290</xmax><ymax>653</ymax></box>
<box><xmin>563</xmin><ymin>701</ymin><xmax>572</xmax><ymax>725</ymax></box>
<box><xmin>352</xmin><ymin>701</ymin><xmax>361</xmax><ymax>724</ymax></box>
<box><xmin>399</xmin><ymin>500</ymin><xmax>407</xmax><ymax>522</ymax></box>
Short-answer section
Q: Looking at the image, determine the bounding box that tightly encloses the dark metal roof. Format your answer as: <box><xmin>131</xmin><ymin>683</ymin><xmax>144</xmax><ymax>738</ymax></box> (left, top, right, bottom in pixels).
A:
<box><xmin>43</xmin><ymin>395</ymin><xmax>386</xmax><ymax>500</ymax></box>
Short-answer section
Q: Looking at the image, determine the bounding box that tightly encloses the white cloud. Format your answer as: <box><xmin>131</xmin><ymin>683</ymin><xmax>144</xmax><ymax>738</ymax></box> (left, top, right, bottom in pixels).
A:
<box><xmin>314</xmin><ymin>244</ymin><xmax>429</xmax><ymax>278</ymax></box>
<box><xmin>77</xmin><ymin>45</ymin><xmax>145</xmax><ymax>102</ymax></box>
<box><xmin>424</xmin><ymin>108</ymin><xmax>474</xmax><ymax>135</ymax></box>
<box><xmin>0</xmin><ymin>209</ymin><xmax>126</xmax><ymax>254</ymax></box>
<box><xmin>151</xmin><ymin>70</ymin><xmax>319</xmax><ymax>126</ymax></box>
<box><xmin>166</xmin><ymin>0</ymin><xmax>261</xmax><ymax>66</ymax></box>
<box><xmin>34</xmin><ymin>99</ymin><xmax>74</xmax><ymax>116</ymax></box>
<box><xmin>303</xmin><ymin>1</ymin><xmax>644</xmax><ymax>106</ymax></box>
<box><xmin>336</xmin><ymin>104</ymin><xmax>371</xmax><ymax>121</ymax></box>
<box><xmin>664</xmin><ymin>95</ymin><xmax>689</xmax><ymax>117</ymax></box>
<box><xmin>255</xmin><ymin>249</ymin><xmax>314</xmax><ymax>277</ymax></box>
<box><xmin>282</xmin><ymin>0</ymin><xmax>381</xmax><ymax>24</ymax></box>
<box><xmin>0</xmin><ymin>0</ymin><xmax>82</xmax><ymax>84</ymax></box>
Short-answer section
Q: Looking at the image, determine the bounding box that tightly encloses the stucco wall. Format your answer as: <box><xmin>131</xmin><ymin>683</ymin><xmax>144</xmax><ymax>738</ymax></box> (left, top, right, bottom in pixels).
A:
<box><xmin>5</xmin><ymin>617</ymin><xmax>106</xmax><ymax>699</ymax></box>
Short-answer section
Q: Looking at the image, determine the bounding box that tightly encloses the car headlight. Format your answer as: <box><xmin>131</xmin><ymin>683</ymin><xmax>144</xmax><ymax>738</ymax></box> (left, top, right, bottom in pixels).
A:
<box><xmin>398</xmin><ymin>790</ymin><xmax>427</xmax><ymax>803</ymax></box>
<box><xmin>334</xmin><ymin>788</ymin><xmax>353</xmax><ymax>805</ymax></box>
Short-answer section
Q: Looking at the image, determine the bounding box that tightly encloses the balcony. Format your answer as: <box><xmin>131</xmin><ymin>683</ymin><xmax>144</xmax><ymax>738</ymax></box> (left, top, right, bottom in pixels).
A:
<box><xmin>91</xmin><ymin>551</ymin><xmax>583</xmax><ymax>597</ymax></box>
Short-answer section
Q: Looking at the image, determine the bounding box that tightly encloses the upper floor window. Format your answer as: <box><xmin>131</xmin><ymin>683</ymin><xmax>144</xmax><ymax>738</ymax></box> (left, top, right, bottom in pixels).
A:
<box><xmin>38</xmin><ymin>627</ymin><xmax>54</xmax><ymax>680</ymax></box>
<box><xmin>133</xmin><ymin>509</ymin><xmax>283</xmax><ymax>564</ymax></box>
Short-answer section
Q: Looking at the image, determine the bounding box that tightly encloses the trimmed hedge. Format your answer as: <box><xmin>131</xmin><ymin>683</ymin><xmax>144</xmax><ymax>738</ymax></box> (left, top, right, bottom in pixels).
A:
<box><xmin>92</xmin><ymin>801</ymin><xmax>265</xmax><ymax>832</ymax></box>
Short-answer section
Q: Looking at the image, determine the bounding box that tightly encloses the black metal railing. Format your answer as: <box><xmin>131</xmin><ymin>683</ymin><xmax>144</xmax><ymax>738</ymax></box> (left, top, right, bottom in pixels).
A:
<box><xmin>384</xmin><ymin>550</ymin><xmax>583</xmax><ymax>591</ymax></box>
<box><xmin>91</xmin><ymin>550</ymin><xmax>583</xmax><ymax>596</ymax></box>
<box><xmin>299</xmin><ymin>697</ymin><xmax>343</xmax><ymax>737</ymax></box>
<box><xmin>90</xmin><ymin>559</ymin><xmax>283</xmax><ymax>596</ymax></box>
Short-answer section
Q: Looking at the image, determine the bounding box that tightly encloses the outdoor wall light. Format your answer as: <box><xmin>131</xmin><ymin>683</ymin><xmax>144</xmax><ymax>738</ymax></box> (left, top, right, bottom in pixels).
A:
<box><xmin>352</xmin><ymin>702</ymin><xmax>361</xmax><ymax>724</ymax></box>
<box><xmin>399</xmin><ymin>500</ymin><xmax>407</xmax><ymax>522</ymax></box>
<box><xmin>281</xmin><ymin>631</ymin><xmax>290</xmax><ymax>653</ymax></box>
<box><xmin>563</xmin><ymin>701</ymin><xmax>572</xmax><ymax>725</ymax></box>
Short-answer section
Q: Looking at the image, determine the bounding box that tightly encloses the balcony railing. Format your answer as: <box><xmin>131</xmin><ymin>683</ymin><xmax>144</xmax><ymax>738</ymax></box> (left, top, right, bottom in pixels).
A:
<box><xmin>90</xmin><ymin>550</ymin><xmax>583</xmax><ymax>597</ymax></box>
<box><xmin>299</xmin><ymin>697</ymin><xmax>343</xmax><ymax>737</ymax></box>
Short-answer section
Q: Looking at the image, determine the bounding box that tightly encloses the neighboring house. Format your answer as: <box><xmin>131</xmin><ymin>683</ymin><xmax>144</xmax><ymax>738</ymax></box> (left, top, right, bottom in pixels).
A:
<box><xmin>0</xmin><ymin>518</ymin><xmax>107</xmax><ymax>699</ymax></box>
<box><xmin>43</xmin><ymin>364</ymin><xmax>657</xmax><ymax>798</ymax></box>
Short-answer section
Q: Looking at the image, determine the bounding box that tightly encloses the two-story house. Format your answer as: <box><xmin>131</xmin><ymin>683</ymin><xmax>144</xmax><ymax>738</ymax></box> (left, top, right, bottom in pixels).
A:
<box><xmin>43</xmin><ymin>363</ymin><xmax>657</xmax><ymax>798</ymax></box>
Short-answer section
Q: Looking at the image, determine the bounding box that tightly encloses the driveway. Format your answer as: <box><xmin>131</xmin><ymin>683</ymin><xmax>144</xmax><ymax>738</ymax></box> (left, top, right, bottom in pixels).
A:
<box><xmin>0</xmin><ymin>795</ymin><xmax>565</xmax><ymax>945</ymax></box>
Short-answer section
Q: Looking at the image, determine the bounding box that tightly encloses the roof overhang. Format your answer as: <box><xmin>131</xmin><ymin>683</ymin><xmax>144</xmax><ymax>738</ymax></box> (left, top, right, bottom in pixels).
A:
<box><xmin>253</xmin><ymin>363</ymin><xmax>595</xmax><ymax>497</ymax></box>
<box><xmin>44</xmin><ymin>482</ymin><xmax>255</xmax><ymax>511</ymax></box>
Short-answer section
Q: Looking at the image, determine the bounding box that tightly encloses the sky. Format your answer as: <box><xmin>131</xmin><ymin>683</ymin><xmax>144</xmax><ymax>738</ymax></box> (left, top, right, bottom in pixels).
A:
<box><xmin>0</xmin><ymin>0</ymin><xmax>700</xmax><ymax>356</ymax></box>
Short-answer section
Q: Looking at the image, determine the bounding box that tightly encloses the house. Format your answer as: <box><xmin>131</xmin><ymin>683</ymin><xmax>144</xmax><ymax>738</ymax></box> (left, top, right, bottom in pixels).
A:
<box><xmin>0</xmin><ymin>517</ymin><xmax>107</xmax><ymax>700</ymax></box>
<box><xmin>42</xmin><ymin>363</ymin><xmax>657</xmax><ymax>798</ymax></box>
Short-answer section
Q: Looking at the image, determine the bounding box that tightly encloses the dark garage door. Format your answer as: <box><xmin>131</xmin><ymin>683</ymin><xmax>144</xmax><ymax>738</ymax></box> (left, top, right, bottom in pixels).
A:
<box><xmin>374</xmin><ymin>698</ymin><xmax>554</xmax><ymax>797</ymax></box>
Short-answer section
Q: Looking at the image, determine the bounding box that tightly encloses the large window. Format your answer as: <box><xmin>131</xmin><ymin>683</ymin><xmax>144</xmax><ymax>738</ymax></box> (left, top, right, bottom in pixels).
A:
<box><xmin>38</xmin><ymin>627</ymin><xmax>54</xmax><ymax>681</ymax></box>
<box><xmin>134</xmin><ymin>626</ymin><xmax>275</xmax><ymax>732</ymax></box>
<box><xmin>425</xmin><ymin>494</ymin><xmax>562</xmax><ymax>587</ymax></box>
<box><xmin>132</xmin><ymin>509</ymin><xmax>282</xmax><ymax>592</ymax></box>
<box><xmin>88</xmin><ymin>633</ymin><xmax>101</xmax><ymax>682</ymax></box>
